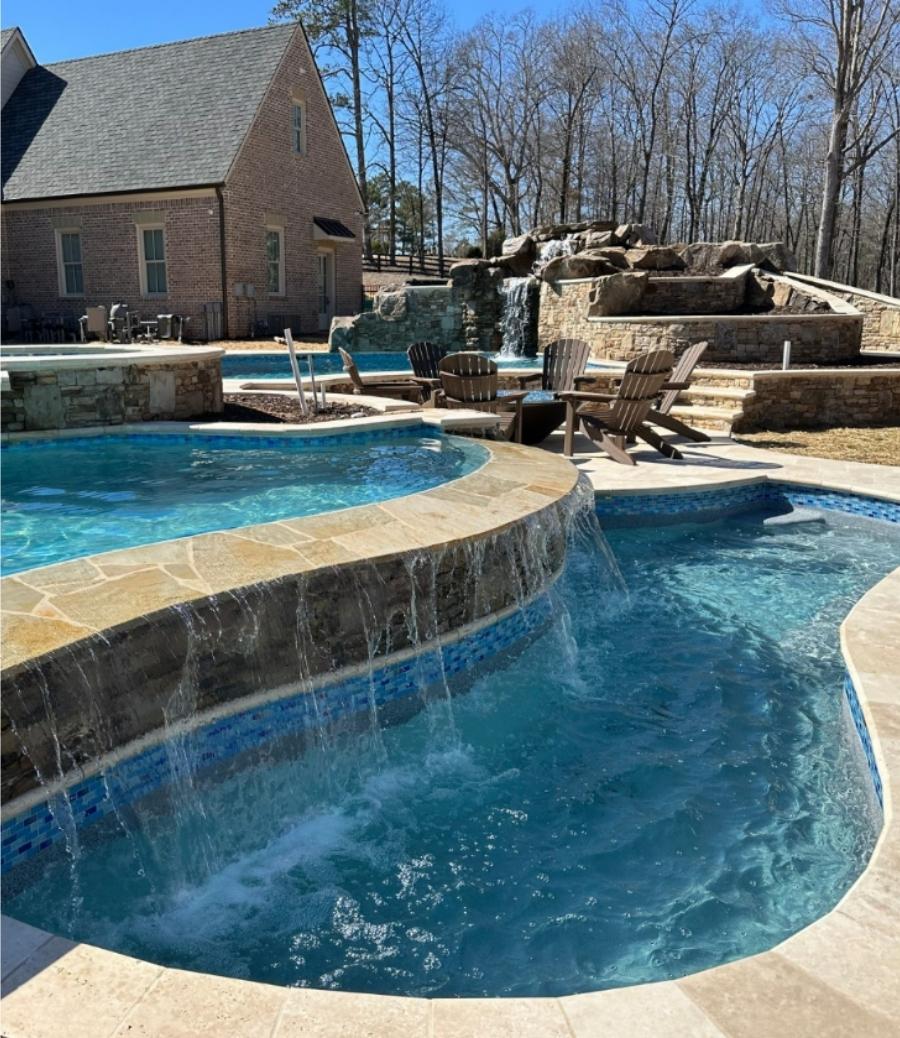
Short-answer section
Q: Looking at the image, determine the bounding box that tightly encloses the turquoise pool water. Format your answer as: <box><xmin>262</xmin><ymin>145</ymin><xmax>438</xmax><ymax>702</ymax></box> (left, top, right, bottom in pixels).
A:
<box><xmin>0</xmin><ymin>430</ymin><xmax>485</xmax><ymax>575</ymax></box>
<box><xmin>5</xmin><ymin>502</ymin><xmax>898</xmax><ymax>995</ymax></box>
<box><xmin>222</xmin><ymin>351</ymin><xmax>604</xmax><ymax>380</ymax></box>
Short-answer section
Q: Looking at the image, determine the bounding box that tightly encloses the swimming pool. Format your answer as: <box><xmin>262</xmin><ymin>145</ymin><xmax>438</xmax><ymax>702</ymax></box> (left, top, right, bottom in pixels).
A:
<box><xmin>5</xmin><ymin>498</ymin><xmax>898</xmax><ymax>996</ymax></box>
<box><xmin>221</xmin><ymin>351</ymin><xmax>605</xmax><ymax>380</ymax></box>
<box><xmin>0</xmin><ymin>429</ymin><xmax>486</xmax><ymax>574</ymax></box>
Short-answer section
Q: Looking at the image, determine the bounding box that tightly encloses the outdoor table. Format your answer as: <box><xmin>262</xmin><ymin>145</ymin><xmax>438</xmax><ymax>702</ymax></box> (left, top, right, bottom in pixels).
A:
<box><xmin>138</xmin><ymin>320</ymin><xmax>159</xmax><ymax>341</ymax></box>
<box><xmin>498</xmin><ymin>388</ymin><xmax>566</xmax><ymax>446</ymax></box>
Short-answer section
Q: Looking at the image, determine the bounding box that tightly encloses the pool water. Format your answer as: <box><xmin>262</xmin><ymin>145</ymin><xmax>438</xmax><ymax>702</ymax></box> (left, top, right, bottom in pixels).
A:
<box><xmin>0</xmin><ymin>430</ymin><xmax>485</xmax><ymax>574</ymax></box>
<box><xmin>222</xmin><ymin>351</ymin><xmax>604</xmax><ymax>380</ymax></box>
<box><xmin>4</xmin><ymin>504</ymin><xmax>899</xmax><ymax>996</ymax></box>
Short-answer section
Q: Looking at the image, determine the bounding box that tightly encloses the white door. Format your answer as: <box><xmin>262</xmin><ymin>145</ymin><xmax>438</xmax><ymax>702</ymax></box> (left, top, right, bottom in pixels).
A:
<box><xmin>316</xmin><ymin>251</ymin><xmax>334</xmax><ymax>331</ymax></box>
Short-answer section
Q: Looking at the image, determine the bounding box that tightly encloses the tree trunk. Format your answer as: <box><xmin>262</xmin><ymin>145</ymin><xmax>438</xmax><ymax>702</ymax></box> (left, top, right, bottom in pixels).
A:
<box><xmin>814</xmin><ymin>107</ymin><xmax>848</xmax><ymax>278</ymax></box>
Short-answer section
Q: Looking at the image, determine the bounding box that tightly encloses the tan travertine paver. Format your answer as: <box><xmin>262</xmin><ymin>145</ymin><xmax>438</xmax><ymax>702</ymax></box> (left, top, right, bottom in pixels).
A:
<box><xmin>2</xmin><ymin>427</ymin><xmax>900</xmax><ymax>1037</ymax></box>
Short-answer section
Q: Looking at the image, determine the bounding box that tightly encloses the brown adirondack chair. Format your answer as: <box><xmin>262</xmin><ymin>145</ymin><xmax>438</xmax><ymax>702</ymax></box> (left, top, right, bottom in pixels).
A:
<box><xmin>407</xmin><ymin>341</ymin><xmax>447</xmax><ymax>402</ymax></box>
<box><xmin>337</xmin><ymin>347</ymin><xmax>425</xmax><ymax>403</ymax></box>
<box><xmin>437</xmin><ymin>352</ymin><xmax>526</xmax><ymax>443</ymax></box>
<box><xmin>646</xmin><ymin>340</ymin><xmax>710</xmax><ymax>442</ymax></box>
<box><xmin>559</xmin><ymin>349</ymin><xmax>681</xmax><ymax>464</ymax></box>
<box><xmin>515</xmin><ymin>338</ymin><xmax>592</xmax><ymax>392</ymax></box>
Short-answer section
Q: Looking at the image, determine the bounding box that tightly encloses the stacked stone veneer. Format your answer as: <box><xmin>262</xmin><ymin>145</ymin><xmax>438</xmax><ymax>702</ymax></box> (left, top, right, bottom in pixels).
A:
<box><xmin>638</xmin><ymin>273</ymin><xmax>747</xmax><ymax>315</ymax></box>
<box><xmin>330</xmin><ymin>262</ymin><xmax>503</xmax><ymax>353</ymax></box>
<box><xmin>538</xmin><ymin>278</ymin><xmax>862</xmax><ymax>363</ymax></box>
<box><xmin>734</xmin><ymin>370</ymin><xmax>900</xmax><ymax>431</ymax></box>
<box><xmin>0</xmin><ymin>470</ymin><xmax>578</xmax><ymax>806</ymax></box>
<box><xmin>785</xmin><ymin>275</ymin><xmax>900</xmax><ymax>353</ymax></box>
<box><xmin>1</xmin><ymin>356</ymin><xmax>223</xmax><ymax>432</ymax></box>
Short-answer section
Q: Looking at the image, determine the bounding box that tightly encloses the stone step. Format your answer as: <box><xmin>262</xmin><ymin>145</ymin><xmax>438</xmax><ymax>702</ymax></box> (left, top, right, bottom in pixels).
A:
<box><xmin>692</xmin><ymin>368</ymin><xmax>755</xmax><ymax>390</ymax></box>
<box><xmin>670</xmin><ymin>403</ymin><xmax>741</xmax><ymax>433</ymax></box>
<box><xmin>679</xmin><ymin>385</ymin><xmax>755</xmax><ymax>408</ymax></box>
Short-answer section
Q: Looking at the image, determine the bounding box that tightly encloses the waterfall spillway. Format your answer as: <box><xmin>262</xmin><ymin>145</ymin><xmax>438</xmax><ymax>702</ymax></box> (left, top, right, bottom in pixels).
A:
<box><xmin>499</xmin><ymin>276</ymin><xmax>539</xmax><ymax>357</ymax></box>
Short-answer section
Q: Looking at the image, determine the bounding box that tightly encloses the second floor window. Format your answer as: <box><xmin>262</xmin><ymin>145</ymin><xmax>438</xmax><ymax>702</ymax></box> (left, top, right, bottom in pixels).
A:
<box><xmin>140</xmin><ymin>227</ymin><xmax>167</xmax><ymax>295</ymax></box>
<box><xmin>57</xmin><ymin>230</ymin><xmax>84</xmax><ymax>296</ymax></box>
<box><xmin>266</xmin><ymin>228</ymin><xmax>284</xmax><ymax>295</ymax></box>
<box><xmin>292</xmin><ymin>103</ymin><xmax>305</xmax><ymax>154</ymax></box>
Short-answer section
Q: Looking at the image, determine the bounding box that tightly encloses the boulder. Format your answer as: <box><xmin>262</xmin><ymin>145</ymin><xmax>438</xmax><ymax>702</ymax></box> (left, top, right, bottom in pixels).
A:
<box><xmin>581</xmin><ymin>230</ymin><xmax>615</xmax><ymax>250</ymax></box>
<box><xmin>593</xmin><ymin>247</ymin><xmax>630</xmax><ymax>269</ymax></box>
<box><xmin>755</xmin><ymin>241</ymin><xmax>796</xmax><ymax>273</ymax></box>
<box><xmin>615</xmin><ymin>223</ymin><xmax>659</xmax><ymax>247</ymax></box>
<box><xmin>328</xmin><ymin>314</ymin><xmax>360</xmax><ymax>350</ymax></box>
<box><xmin>625</xmin><ymin>246</ymin><xmax>686</xmax><ymax>271</ymax></box>
<box><xmin>679</xmin><ymin>242</ymin><xmax>720</xmax><ymax>272</ymax></box>
<box><xmin>374</xmin><ymin>287</ymin><xmax>409</xmax><ymax>322</ymax></box>
<box><xmin>496</xmin><ymin>233</ymin><xmax>537</xmax><ymax>276</ymax></box>
<box><xmin>587</xmin><ymin>272</ymin><xmax>649</xmax><ymax>316</ymax></box>
<box><xmin>541</xmin><ymin>250</ymin><xmax>622</xmax><ymax>282</ymax></box>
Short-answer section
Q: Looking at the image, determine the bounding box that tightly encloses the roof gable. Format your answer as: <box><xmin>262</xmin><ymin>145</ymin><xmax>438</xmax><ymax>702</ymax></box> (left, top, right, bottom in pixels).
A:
<box><xmin>2</xmin><ymin>24</ymin><xmax>295</xmax><ymax>201</ymax></box>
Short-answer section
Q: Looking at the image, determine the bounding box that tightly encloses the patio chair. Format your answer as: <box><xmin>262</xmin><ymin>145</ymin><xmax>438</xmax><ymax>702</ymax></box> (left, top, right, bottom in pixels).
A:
<box><xmin>559</xmin><ymin>349</ymin><xmax>681</xmax><ymax>464</ymax></box>
<box><xmin>407</xmin><ymin>341</ymin><xmax>447</xmax><ymax>402</ymax></box>
<box><xmin>79</xmin><ymin>305</ymin><xmax>109</xmax><ymax>343</ymax></box>
<box><xmin>514</xmin><ymin>338</ymin><xmax>591</xmax><ymax>393</ymax></box>
<box><xmin>647</xmin><ymin>340</ymin><xmax>711</xmax><ymax>442</ymax></box>
<box><xmin>436</xmin><ymin>352</ymin><xmax>526</xmax><ymax>443</ymax></box>
<box><xmin>337</xmin><ymin>347</ymin><xmax>425</xmax><ymax>403</ymax></box>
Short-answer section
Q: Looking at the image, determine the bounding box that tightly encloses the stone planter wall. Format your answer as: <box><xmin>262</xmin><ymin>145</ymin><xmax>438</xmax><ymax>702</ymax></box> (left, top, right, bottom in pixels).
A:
<box><xmin>1</xmin><ymin>353</ymin><xmax>223</xmax><ymax>432</ymax></box>
<box><xmin>734</xmin><ymin>369</ymin><xmax>900</xmax><ymax>431</ymax></box>
<box><xmin>785</xmin><ymin>274</ymin><xmax>900</xmax><ymax>352</ymax></box>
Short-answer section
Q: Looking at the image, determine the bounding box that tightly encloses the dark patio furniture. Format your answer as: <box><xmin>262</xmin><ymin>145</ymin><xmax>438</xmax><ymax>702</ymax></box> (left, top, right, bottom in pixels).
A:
<box><xmin>437</xmin><ymin>352</ymin><xmax>526</xmax><ymax>443</ymax></box>
<box><xmin>337</xmin><ymin>347</ymin><xmax>425</xmax><ymax>402</ymax></box>
<box><xmin>515</xmin><ymin>338</ymin><xmax>592</xmax><ymax>393</ymax></box>
<box><xmin>80</xmin><ymin>305</ymin><xmax>109</xmax><ymax>343</ymax></box>
<box><xmin>559</xmin><ymin>349</ymin><xmax>680</xmax><ymax>464</ymax></box>
<box><xmin>648</xmin><ymin>340</ymin><xmax>711</xmax><ymax>442</ymax></box>
<box><xmin>407</xmin><ymin>341</ymin><xmax>447</xmax><ymax>401</ymax></box>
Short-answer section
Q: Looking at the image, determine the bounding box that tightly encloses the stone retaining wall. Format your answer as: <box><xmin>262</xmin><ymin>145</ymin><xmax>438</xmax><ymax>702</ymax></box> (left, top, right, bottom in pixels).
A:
<box><xmin>330</xmin><ymin>285</ymin><xmax>466</xmax><ymax>353</ymax></box>
<box><xmin>786</xmin><ymin>274</ymin><xmax>900</xmax><ymax>352</ymax></box>
<box><xmin>1</xmin><ymin>355</ymin><xmax>223</xmax><ymax>432</ymax></box>
<box><xmin>639</xmin><ymin>273</ymin><xmax>747</xmax><ymax>315</ymax></box>
<box><xmin>735</xmin><ymin>369</ymin><xmax>900</xmax><ymax>432</ymax></box>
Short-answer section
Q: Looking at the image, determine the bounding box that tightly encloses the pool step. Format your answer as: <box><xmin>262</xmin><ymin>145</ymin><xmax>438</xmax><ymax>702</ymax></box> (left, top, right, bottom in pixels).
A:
<box><xmin>678</xmin><ymin>385</ymin><xmax>755</xmax><ymax>409</ymax></box>
<box><xmin>691</xmin><ymin>369</ymin><xmax>755</xmax><ymax>390</ymax></box>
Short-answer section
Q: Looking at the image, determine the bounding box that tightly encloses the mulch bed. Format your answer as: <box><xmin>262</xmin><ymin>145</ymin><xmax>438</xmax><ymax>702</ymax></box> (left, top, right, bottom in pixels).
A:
<box><xmin>218</xmin><ymin>394</ymin><xmax>378</xmax><ymax>424</ymax></box>
<box><xmin>735</xmin><ymin>425</ymin><xmax>900</xmax><ymax>466</ymax></box>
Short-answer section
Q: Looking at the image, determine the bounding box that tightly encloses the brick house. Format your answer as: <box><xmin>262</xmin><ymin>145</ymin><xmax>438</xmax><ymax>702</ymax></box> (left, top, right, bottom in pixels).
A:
<box><xmin>1</xmin><ymin>24</ymin><xmax>363</xmax><ymax>340</ymax></box>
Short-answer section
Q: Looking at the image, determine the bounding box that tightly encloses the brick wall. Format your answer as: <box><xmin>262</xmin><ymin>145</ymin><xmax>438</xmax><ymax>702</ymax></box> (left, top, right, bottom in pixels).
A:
<box><xmin>734</xmin><ymin>370</ymin><xmax>900</xmax><ymax>431</ymax></box>
<box><xmin>1</xmin><ymin>195</ymin><xmax>223</xmax><ymax>337</ymax></box>
<box><xmin>1</xmin><ymin>356</ymin><xmax>223</xmax><ymax>432</ymax></box>
<box><xmin>223</xmin><ymin>26</ymin><xmax>363</xmax><ymax>338</ymax></box>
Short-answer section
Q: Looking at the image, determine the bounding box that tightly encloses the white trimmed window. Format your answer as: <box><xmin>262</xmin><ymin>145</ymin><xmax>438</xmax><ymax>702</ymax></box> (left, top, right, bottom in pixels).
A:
<box><xmin>266</xmin><ymin>227</ymin><xmax>285</xmax><ymax>295</ymax></box>
<box><xmin>55</xmin><ymin>229</ymin><xmax>84</xmax><ymax>297</ymax></box>
<box><xmin>138</xmin><ymin>226</ymin><xmax>168</xmax><ymax>296</ymax></box>
<box><xmin>291</xmin><ymin>102</ymin><xmax>306</xmax><ymax>154</ymax></box>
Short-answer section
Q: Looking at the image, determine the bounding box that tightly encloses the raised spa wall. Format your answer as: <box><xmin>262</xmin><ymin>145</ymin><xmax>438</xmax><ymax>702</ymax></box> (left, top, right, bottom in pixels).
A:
<box><xmin>0</xmin><ymin>435</ymin><xmax>579</xmax><ymax>813</ymax></box>
<box><xmin>0</xmin><ymin>345</ymin><xmax>224</xmax><ymax>432</ymax></box>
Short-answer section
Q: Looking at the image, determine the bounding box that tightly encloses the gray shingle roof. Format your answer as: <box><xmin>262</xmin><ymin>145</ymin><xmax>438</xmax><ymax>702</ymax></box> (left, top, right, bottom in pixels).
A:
<box><xmin>2</xmin><ymin>24</ymin><xmax>295</xmax><ymax>201</ymax></box>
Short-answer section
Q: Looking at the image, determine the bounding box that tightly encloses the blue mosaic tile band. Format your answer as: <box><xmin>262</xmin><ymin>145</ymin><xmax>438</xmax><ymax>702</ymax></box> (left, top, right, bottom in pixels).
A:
<box><xmin>1</xmin><ymin>594</ymin><xmax>553</xmax><ymax>874</ymax></box>
<box><xmin>843</xmin><ymin>672</ymin><xmax>884</xmax><ymax>809</ymax></box>
<box><xmin>594</xmin><ymin>480</ymin><xmax>900</xmax><ymax>525</ymax></box>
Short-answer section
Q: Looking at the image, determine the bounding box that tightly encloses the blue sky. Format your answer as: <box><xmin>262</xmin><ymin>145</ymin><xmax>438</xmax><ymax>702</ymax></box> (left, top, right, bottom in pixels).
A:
<box><xmin>3</xmin><ymin>0</ymin><xmax>530</xmax><ymax>62</ymax></box>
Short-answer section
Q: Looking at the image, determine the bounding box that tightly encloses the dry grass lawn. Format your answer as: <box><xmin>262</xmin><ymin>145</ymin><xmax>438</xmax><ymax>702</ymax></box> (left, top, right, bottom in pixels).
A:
<box><xmin>735</xmin><ymin>426</ymin><xmax>900</xmax><ymax>466</ymax></box>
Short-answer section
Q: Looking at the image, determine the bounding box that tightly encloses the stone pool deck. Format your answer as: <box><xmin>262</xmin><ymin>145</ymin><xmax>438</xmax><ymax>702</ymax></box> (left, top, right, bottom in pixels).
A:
<box><xmin>2</xmin><ymin>437</ymin><xmax>899</xmax><ymax>1037</ymax></box>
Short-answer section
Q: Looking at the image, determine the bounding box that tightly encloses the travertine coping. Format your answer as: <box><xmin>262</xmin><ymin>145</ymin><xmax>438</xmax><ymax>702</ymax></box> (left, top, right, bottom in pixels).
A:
<box><xmin>0</xmin><ymin>343</ymin><xmax>224</xmax><ymax>372</ymax></box>
<box><xmin>587</xmin><ymin>311</ymin><xmax>862</xmax><ymax>325</ymax></box>
<box><xmin>0</xmin><ymin>428</ymin><xmax>577</xmax><ymax>673</ymax></box>
<box><xmin>2</xmin><ymin>461</ymin><xmax>899</xmax><ymax>1036</ymax></box>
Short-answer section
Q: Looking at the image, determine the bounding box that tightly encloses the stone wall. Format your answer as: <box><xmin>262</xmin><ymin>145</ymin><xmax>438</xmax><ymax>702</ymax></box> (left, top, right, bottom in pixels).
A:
<box><xmin>538</xmin><ymin>279</ymin><xmax>862</xmax><ymax>363</ymax></box>
<box><xmin>330</xmin><ymin>285</ymin><xmax>466</xmax><ymax>352</ymax></box>
<box><xmin>639</xmin><ymin>272</ymin><xmax>747</xmax><ymax>315</ymax></box>
<box><xmin>785</xmin><ymin>275</ymin><xmax>900</xmax><ymax>353</ymax></box>
<box><xmin>0</xmin><ymin>477</ymin><xmax>576</xmax><ymax>805</ymax></box>
<box><xmin>734</xmin><ymin>370</ymin><xmax>900</xmax><ymax>431</ymax></box>
<box><xmin>1</xmin><ymin>355</ymin><xmax>223</xmax><ymax>432</ymax></box>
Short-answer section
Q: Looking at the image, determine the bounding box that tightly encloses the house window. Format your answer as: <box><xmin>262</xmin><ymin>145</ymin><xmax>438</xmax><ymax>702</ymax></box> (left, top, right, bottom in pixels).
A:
<box><xmin>266</xmin><ymin>228</ymin><xmax>284</xmax><ymax>295</ymax></box>
<box><xmin>139</xmin><ymin>226</ymin><xmax>167</xmax><ymax>295</ymax></box>
<box><xmin>55</xmin><ymin>229</ymin><xmax>84</xmax><ymax>297</ymax></box>
<box><xmin>291</xmin><ymin>103</ymin><xmax>305</xmax><ymax>154</ymax></box>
